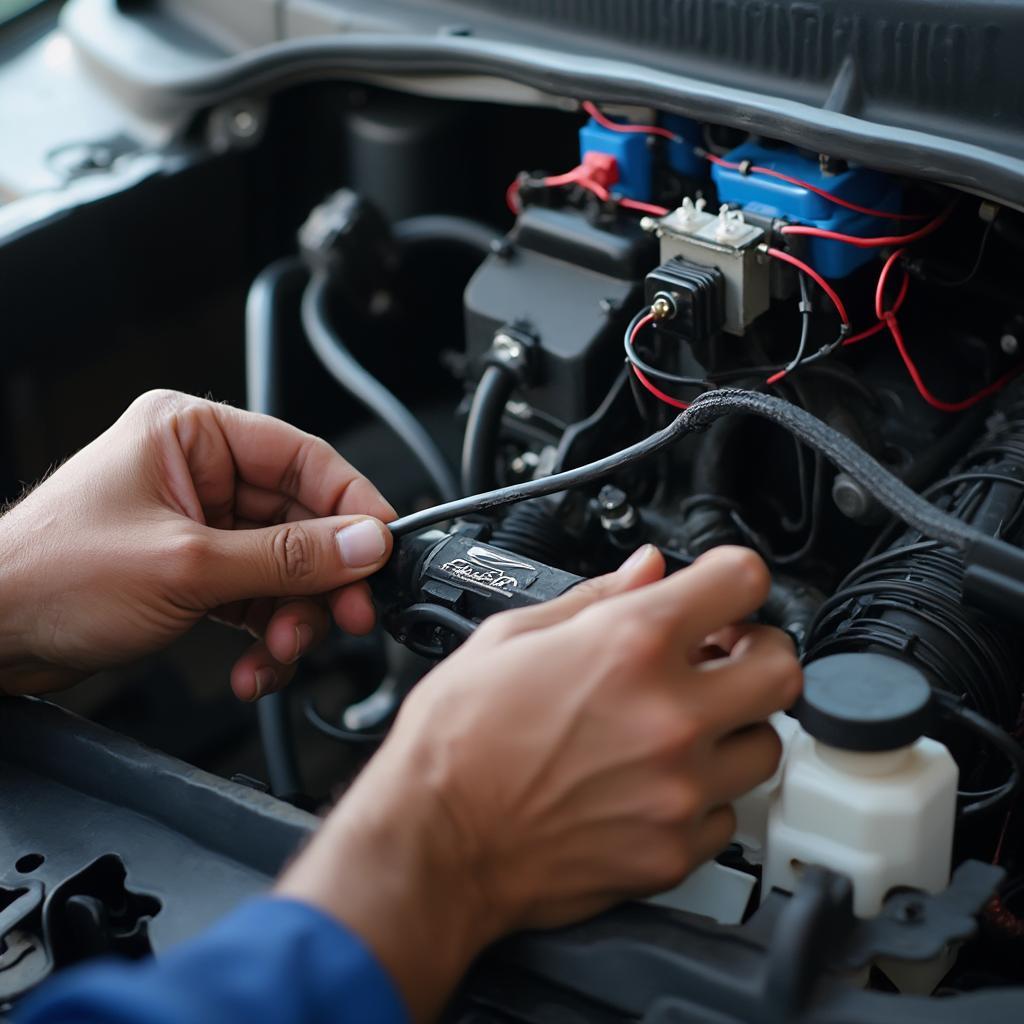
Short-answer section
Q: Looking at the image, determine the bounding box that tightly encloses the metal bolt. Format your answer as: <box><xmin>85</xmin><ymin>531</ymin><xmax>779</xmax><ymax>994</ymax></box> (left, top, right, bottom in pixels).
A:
<box><xmin>493</xmin><ymin>333</ymin><xmax>525</xmax><ymax>363</ymax></box>
<box><xmin>1001</xmin><ymin>333</ymin><xmax>1019</xmax><ymax>356</ymax></box>
<box><xmin>598</xmin><ymin>485</ymin><xmax>638</xmax><ymax>532</ymax></box>
<box><xmin>230</xmin><ymin>108</ymin><xmax>259</xmax><ymax>139</ymax></box>
<box><xmin>598</xmin><ymin>485</ymin><xmax>629</xmax><ymax>515</ymax></box>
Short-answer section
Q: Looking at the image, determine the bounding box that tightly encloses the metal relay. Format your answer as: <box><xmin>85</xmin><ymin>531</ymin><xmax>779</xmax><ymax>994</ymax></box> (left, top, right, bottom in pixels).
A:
<box><xmin>647</xmin><ymin>199</ymin><xmax>770</xmax><ymax>335</ymax></box>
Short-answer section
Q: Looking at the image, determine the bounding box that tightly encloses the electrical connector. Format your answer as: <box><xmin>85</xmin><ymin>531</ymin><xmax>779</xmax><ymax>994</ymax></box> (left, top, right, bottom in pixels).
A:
<box><xmin>578</xmin><ymin>117</ymin><xmax>653</xmax><ymax>201</ymax></box>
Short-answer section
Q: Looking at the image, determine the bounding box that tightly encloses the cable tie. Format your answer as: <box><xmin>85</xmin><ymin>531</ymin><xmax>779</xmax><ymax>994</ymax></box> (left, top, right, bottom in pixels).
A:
<box><xmin>738</xmin><ymin>159</ymin><xmax>753</xmax><ymax>176</ymax></box>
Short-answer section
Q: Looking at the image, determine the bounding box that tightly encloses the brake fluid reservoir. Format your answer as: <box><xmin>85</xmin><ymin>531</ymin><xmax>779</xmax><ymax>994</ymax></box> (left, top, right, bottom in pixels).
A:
<box><xmin>763</xmin><ymin>654</ymin><xmax>958</xmax><ymax>918</ymax></box>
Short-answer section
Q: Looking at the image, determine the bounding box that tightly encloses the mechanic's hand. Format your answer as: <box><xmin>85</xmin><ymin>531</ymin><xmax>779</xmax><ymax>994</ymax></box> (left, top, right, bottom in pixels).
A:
<box><xmin>0</xmin><ymin>389</ymin><xmax>395</xmax><ymax>698</ymax></box>
<box><xmin>278</xmin><ymin>544</ymin><xmax>800</xmax><ymax>1022</ymax></box>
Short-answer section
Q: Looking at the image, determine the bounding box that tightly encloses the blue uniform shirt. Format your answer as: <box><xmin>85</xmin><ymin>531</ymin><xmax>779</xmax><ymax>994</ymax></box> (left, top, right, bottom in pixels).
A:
<box><xmin>14</xmin><ymin>897</ymin><xmax>409</xmax><ymax>1024</ymax></box>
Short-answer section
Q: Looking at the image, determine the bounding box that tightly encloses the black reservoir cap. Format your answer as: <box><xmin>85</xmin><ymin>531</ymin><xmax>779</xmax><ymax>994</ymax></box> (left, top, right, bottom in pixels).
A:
<box><xmin>795</xmin><ymin>653</ymin><xmax>933</xmax><ymax>752</ymax></box>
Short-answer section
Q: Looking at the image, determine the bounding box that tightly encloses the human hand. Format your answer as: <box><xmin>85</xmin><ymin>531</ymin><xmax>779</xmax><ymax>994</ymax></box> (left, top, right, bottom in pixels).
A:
<box><xmin>277</xmin><ymin>544</ymin><xmax>800</xmax><ymax>1021</ymax></box>
<box><xmin>0</xmin><ymin>389</ymin><xmax>395</xmax><ymax>699</ymax></box>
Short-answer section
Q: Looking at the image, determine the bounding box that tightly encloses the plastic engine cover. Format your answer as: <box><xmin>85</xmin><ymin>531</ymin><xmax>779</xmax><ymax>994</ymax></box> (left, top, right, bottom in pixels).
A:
<box><xmin>712</xmin><ymin>142</ymin><xmax>903</xmax><ymax>279</ymax></box>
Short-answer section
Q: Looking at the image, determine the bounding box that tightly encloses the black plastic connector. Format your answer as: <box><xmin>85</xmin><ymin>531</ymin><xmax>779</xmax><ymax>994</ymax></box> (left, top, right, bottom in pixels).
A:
<box><xmin>297</xmin><ymin>188</ymin><xmax>399</xmax><ymax>306</ymax></box>
<box><xmin>644</xmin><ymin>257</ymin><xmax>725</xmax><ymax>341</ymax></box>
<box><xmin>963</xmin><ymin>535</ymin><xmax>1024</xmax><ymax>624</ymax></box>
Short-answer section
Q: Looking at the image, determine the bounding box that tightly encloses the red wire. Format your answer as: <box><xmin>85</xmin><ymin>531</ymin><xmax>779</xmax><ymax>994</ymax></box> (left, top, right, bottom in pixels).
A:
<box><xmin>764</xmin><ymin>248</ymin><xmax>851</xmax><ymax>327</ymax></box>
<box><xmin>870</xmin><ymin>247</ymin><xmax>1023</xmax><ymax>412</ymax></box>
<box><xmin>874</xmin><ymin>248</ymin><xmax>907</xmax><ymax>321</ymax></box>
<box><xmin>632</xmin><ymin>364</ymin><xmax>689</xmax><ymax>408</ymax></box>
<box><xmin>617</xmin><ymin>196</ymin><xmax>671</xmax><ymax>216</ymax></box>
<box><xmin>779</xmin><ymin>205</ymin><xmax>953</xmax><ymax>249</ymax></box>
<box><xmin>702</xmin><ymin>152</ymin><xmax>925</xmax><ymax>223</ymax></box>
<box><xmin>581</xmin><ymin>101</ymin><xmax>680</xmax><ymax>143</ymax></box>
<box><xmin>506</xmin><ymin>150</ymin><xmax>669</xmax><ymax>219</ymax></box>
<box><xmin>544</xmin><ymin>167</ymin><xmax>591</xmax><ymax>188</ymax></box>
<box><xmin>628</xmin><ymin>312</ymin><xmax>690</xmax><ymax>409</ymax></box>
<box><xmin>884</xmin><ymin>313</ymin><xmax>1022</xmax><ymax>413</ymax></box>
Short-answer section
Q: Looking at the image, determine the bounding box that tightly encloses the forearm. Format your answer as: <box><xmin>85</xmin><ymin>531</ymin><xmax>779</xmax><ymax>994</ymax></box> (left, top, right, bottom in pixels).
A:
<box><xmin>0</xmin><ymin>505</ymin><xmax>79</xmax><ymax>696</ymax></box>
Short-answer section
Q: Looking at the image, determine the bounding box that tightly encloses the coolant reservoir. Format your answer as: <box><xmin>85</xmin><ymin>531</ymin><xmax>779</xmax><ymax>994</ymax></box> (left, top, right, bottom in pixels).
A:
<box><xmin>763</xmin><ymin>653</ymin><xmax>958</xmax><ymax>918</ymax></box>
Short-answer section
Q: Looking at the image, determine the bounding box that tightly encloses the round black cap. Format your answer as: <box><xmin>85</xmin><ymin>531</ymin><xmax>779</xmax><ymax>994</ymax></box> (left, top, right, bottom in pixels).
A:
<box><xmin>795</xmin><ymin>654</ymin><xmax>932</xmax><ymax>752</ymax></box>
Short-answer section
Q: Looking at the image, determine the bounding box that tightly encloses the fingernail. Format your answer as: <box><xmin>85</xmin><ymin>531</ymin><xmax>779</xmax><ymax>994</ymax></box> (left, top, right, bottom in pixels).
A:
<box><xmin>292</xmin><ymin>624</ymin><xmax>314</xmax><ymax>663</ymax></box>
<box><xmin>254</xmin><ymin>667</ymin><xmax>277</xmax><ymax>699</ymax></box>
<box><xmin>619</xmin><ymin>544</ymin><xmax>654</xmax><ymax>574</ymax></box>
<box><xmin>337</xmin><ymin>519</ymin><xmax>388</xmax><ymax>567</ymax></box>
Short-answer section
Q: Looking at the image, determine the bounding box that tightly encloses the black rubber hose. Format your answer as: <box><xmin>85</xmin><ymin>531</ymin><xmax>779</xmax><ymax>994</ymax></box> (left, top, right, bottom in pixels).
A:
<box><xmin>392</xmin><ymin>214</ymin><xmax>499</xmax><ymax>258</ymax></box>
<box><xmin>245</xmin><ymin>256</ymin><xmax>306</xmax><ymax>801</ymax></box>
<box><xmin>390</xmin><ymin>388</ymin><xmax>992</xmax><ymax>550</ymax></box>
<box><xmin>934</xmin><ymin>690</ymin><xmax>1024</xmax><ymax>818</ymax></box>
<box><xmin>301</xmin><ymin>271</ymin><xmax>459</xmax><ymax>502</ymax></box>
<box><xmin>396</xmin><ymin>603</ymin><xmax>478</xmax><ymax>641</ymax></box>
<box><xmin>461</xmin><ymin>364</ymin><xmax>518</xmax><ymax>494</ymax></box>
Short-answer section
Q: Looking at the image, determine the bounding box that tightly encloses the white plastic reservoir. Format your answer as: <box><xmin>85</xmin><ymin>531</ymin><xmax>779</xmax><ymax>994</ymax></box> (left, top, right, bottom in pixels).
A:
<box><xmin>762</xmin><ymin>653</ymin><xmax>958</xmax><ymax>919</ymax></box>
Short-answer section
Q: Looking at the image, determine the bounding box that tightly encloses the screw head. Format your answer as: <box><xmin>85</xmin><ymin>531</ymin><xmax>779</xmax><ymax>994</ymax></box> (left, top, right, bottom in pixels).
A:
<box><xmin>598</xmin><ymin>485</ymin><xmax>628</xmax><ymax>514</ymax></box>
<box><xmin>231</xmin><ymin>108</ymin><xmax>259</xmax><ymax>138</ymax></box>
<box><xmin>493</xmin><ymin>333</ymin><xmax>525</xmax><ymax>363</ymax></box>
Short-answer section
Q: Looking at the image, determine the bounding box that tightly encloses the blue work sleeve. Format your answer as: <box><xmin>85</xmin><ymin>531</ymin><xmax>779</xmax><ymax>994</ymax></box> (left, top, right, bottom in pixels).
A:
<box><xmin>13</xmin><ymin>896</ymin><xmax>409</xmax><ymax>1024</ymax></box>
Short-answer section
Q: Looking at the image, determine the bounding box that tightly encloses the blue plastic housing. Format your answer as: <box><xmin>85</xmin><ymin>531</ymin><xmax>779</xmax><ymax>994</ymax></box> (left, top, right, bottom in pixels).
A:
<box><xmin>578</xmin><ymin>118</ymin><xmax>652</xmax><ymax>200</ymax></box>
<box><xmin>711</xmin><ymin>141</ymin><xmax>904</xmax><ymax>279</ymax></box>
<box><xmin>662</xmin><ymin>114</ymin><xmax>705</xmax><ymax>179</ymax></box>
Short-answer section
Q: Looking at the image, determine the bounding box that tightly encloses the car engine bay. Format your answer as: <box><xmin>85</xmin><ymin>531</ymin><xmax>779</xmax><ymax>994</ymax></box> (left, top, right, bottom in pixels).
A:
<box><xmin>5</xmin><ymin>1</ymin><xmax>1024</xmax><ymax>1020</ymax></box>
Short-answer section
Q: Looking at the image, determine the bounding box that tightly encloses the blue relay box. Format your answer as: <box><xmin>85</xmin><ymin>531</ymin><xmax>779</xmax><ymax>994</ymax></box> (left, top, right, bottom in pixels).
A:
<box><xmin>711</xmin><ymin>141</ymin><xmax>903</xmax><ymax>279</ymax></box>
<box><xmin>578</xmin><ymin>117</ymin><xmax>652</xmax><ymax>201</ymax></box>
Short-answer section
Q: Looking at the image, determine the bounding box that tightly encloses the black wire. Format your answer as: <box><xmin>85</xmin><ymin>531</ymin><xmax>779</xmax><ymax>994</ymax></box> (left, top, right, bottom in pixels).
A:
<box><xmin>390</xmin><ymin>605</ymin><xmax>477</xmax><ymax>657</ymax></box>
<box><xmin>774</xmin><ymin>453</ymin><xmax>825</xmax><ymax>565</ymax></box>
<box><xmin>392</xmin><ymin>214</ymin><xmax>499</xmax><ymax>257</ymax></box>
<box><xmin>462</xmin><ymin>364</ymin><xmax>519</xmax><ymax>494</ymax></box>
<box><xmin>780</xmin><ymin>434</ymin><xmax>811</xmax><ymax>533</ymax></box>
<box><xmin>926</xmin><ymin>218</ymin><xmax>996</xmax><ymax>289</ymax></box>
<box><xmin>774</xmin><ymin>377</ymin><xmax>813</xmax><ymax>536</ymax></box>
<box><xmin>394</xmin><ymin>603</ymin><xmax>478</xmax><ymax>642</ymax></box>
<box><xmin>301</xmin><ymin>271</ymin><xmax>460</xmax><ymax>502</ymax></box>
<box><xmin>679</xmin><ymin>494</ymin><xmax>776</xmax><ymax>556</ymax></box>
<box><xmin>623</xmin><ymin>291</ymin><xmax>839</xmax><ymax>405</ymax></box>
<box><xmin>245</xmin><ymin>257</ymin><xmax>307</xmax><ymax>801</ymax></box>
<box><xmin>923</xmin><ymin>471</ymin><xmax>1024</xmax><ymax>498</ymax></box>
<box><xmin>781</xmin><ymin>273</ymin><xmax>812</xmax><ymax>377</ymax></box>
<box><xmin>622</xmin><ymin>309</ymin><xmax>709</xmax><ymax>388</ymax></box>
<box><xmin>934</xmin><ymin>691</ymin><xmax>1024</xmax><ymax>817</ymax></box>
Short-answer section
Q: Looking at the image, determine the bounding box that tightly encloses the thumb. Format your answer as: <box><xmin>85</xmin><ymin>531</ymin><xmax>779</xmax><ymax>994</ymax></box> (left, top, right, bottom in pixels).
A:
<box><xmin>482</xmin><ymin>544</ymin><xmax>666</xmax><ymax>640</ymax></box>
<box><xmin>200</xmin><ymin>516</ymin><xmax>393</xmax><ymax>604</ymax></box>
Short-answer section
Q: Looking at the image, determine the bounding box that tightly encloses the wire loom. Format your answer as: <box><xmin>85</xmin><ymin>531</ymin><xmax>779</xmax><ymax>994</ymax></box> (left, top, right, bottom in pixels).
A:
<box><xmin>806</xmin><ymin>385</ymin><xmax>1024</xmax><ymax>728</ymax></box>
<box><xmin>391</xmin><ymin>388</ymin><xmax>997</xmax><ymax>553</ymax></box>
